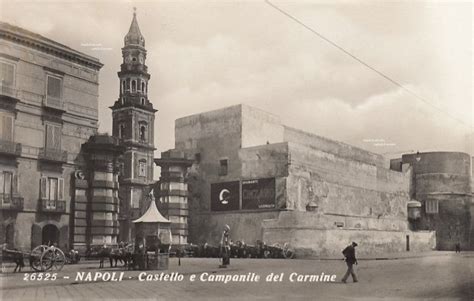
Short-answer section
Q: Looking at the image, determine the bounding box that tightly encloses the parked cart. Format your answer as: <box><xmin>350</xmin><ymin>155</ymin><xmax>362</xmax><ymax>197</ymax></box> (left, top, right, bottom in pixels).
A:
<box><xmin>2</xmin><ymin>244</ymin><xmax>66</xmax><ymax>272</ymax></box>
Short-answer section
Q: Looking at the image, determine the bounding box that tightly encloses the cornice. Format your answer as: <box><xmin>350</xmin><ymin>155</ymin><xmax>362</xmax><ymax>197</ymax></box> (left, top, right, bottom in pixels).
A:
<box><xmin>0</xmin><ymin>22</ymin><xmax>103</xmax><ymax>71</ymax></box>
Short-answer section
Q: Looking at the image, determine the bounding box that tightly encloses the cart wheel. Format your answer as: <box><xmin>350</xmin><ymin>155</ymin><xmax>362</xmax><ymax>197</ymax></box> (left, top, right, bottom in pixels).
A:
<box><xmin>41</xmin><ymin>248</ymin><xmax>65</xmax><ymax>271</ymax></box>
<box><xmin>282</xmin><ymin>243</ymin><xmax>295</xmax><ymax>259</ymax></box>
<box><xmin>30</xmin><ymin>245</ymin><xmax>48</xmax><ymax>271</ymax></box>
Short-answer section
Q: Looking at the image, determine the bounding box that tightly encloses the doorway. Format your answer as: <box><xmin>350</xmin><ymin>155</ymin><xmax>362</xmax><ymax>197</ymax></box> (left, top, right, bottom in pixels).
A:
<box><xmin>42</xmin><ymin>224</ymin><xmax>59</xmax><ymax>246</ymax></box>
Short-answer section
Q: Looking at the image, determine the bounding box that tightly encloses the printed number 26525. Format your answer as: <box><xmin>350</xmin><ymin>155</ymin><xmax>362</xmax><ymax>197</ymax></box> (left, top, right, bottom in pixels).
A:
<box><xmin>24</xmin><ymin>273</ymin><xmax>57</xmax><ymax>281</ymax></box>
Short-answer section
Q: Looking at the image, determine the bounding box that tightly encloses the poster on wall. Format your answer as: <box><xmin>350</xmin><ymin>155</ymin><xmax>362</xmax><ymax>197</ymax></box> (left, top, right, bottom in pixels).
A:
<box><xmin>210</xmin><ymin>181</ymin><xmax>240</xmax><ymax>211</ymax></box>
<box><xmin>242</xmin><ymin>178</ymin><xmax>276</xmax><ymax>210</ymax></box>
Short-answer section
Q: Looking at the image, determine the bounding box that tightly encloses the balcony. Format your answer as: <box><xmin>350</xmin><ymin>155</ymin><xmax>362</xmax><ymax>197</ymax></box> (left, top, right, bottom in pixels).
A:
<box><xmin>0</xmin><ymin>195</ymin><xmax>24</xmax><ymax>211</ymax></box>
<box><xmin>43</xmin><ymin>96</ymin><xmax>65</xmax><ymax>112</ymax></box>
<box><xmin>0</xmin><ymin>140</ymin><xmax>22</xmax><ymax>157</ymax></box>
<box><xmin>38</xmin><ymin>148</ymin><xmax>68</xmax><ymax>163</ymax></box>
<box><xmin>40</xmin><ymin>199</ymin><xmax>66</xmax><ymax>213</ymax></box>
<box><xmin>0</xmin><ymin>83</ymin><xmax>19</xmax><ymax>100</ymax></box>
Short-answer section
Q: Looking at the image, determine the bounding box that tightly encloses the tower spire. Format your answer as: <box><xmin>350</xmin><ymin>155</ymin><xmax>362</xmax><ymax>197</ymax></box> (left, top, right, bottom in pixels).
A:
<box><xmin>124</xmin><ymin>7</ymin><xmax>145</xmax><ymax>47</ymax></box>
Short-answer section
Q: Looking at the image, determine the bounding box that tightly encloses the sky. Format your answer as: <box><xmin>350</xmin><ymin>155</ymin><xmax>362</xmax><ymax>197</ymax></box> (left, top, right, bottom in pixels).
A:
<box><xmin>2</xmin><ymin>0</ymin><xmax>473</xmax><ymax>164</ymax></box>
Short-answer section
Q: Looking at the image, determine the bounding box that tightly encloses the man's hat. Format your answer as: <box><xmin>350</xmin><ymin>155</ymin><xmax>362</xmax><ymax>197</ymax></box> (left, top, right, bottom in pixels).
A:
<box><xmin>224</xmin><ymin>224</ymin><xmax>230</xmax><ymax>231</ymax></box>
<box><xmin>352</xmin><ymin>242</ymin><xmax>358</xmax><ymax>246</ymax></box>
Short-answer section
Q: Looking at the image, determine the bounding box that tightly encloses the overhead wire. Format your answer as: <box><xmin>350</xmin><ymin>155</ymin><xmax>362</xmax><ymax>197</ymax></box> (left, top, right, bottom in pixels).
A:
<box><xmin>264</xmin><ymin>0</ymin><xmax>472</xmax><ymax>130</ymax></box>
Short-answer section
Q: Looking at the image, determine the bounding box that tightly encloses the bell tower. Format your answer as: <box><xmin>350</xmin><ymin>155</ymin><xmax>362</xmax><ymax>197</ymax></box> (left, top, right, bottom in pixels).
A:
<box><xmin>110</xmin><ymin>8</ymin><xmax>157</xmax><ymax>242</ymax></box>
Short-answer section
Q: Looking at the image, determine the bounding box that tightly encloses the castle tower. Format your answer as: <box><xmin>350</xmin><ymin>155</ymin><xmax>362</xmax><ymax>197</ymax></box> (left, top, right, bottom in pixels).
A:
<box><xmin>155</xmin><ymin>150</ymin><xmax>193</xmax><ymax>246</ymax></box>
<box><xmin>79</xmin><ymin>135</ymin><xmax>124</xmax><ymax>251</ymax></box>
<box><xmin>110</xmin><ymin>8</ymin><xmax>157</xmax><ymax>242</ymax></box>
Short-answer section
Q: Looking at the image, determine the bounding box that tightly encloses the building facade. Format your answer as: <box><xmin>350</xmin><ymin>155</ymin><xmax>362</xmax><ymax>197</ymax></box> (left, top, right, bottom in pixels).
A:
<box><xmin>0</xmin><ymin>22</ymin><xmax>103</xmax><ymax>250</ymax></box>
<box><xmin>171</xmin><ymin>104</ymin><xmax>435</xmax><ymax>257</ymax></box>
<box><xmin>110</xmin><ymin>11</ymin><xmax>157</xmax><ymax>242</ymax></box>
<box><xmin>390</xmin><ymin>152</ymin><xmax>473</xmax><ymax>251</ymax></box>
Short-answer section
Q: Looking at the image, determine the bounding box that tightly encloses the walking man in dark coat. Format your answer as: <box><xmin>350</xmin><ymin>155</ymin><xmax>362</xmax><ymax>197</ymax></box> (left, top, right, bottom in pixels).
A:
<box><xmin>341</xmin><ymin>242</ymin><xmax>358</xmax><ymax>283</ymax></box>
<box><xmin>455</xmin><ymin>242</ymin><xmax>461</xmax><ymax>253</ymax></box>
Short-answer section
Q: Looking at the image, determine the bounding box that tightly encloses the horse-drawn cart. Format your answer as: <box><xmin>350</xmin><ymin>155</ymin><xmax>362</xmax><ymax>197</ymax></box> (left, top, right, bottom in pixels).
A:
<box><xmin>2</xmin><ymin>244</ymin><xmax>66</xmax><ymax>272</ymax></box>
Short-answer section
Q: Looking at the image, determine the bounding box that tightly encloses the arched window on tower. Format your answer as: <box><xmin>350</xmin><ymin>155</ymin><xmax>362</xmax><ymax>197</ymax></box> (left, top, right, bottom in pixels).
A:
<box><xmin>126</xmin><ymin>78</ymin><xmax>130</xmax><ymax>91</ymax></box>
<box><xmin>119</xmin><ymin>123</ymin><xmax>126</xmax><ymax>139</ymax></box>
<box><xmin>141</xmin><ymin>82</ymin><xmax>145</xmax><ymax>93</ymax></box>
<box><xmin>122</xmin><ymin>80</ymin><xmax>126</xmax><ymax>93</ymax></box>
<box><xmin>139</xmin><ymin>122</ymin><xmax>147</xmax><ymax>142</ymax></box>
<box><xmin>138</xmin><ymin>159</ymin><xmax>147</xmax><ymax>177</ymax></box>
<box><xmin>132</xmin><ymin>80</ymin><xmax>136</xmax><ymax>92</ymax></box>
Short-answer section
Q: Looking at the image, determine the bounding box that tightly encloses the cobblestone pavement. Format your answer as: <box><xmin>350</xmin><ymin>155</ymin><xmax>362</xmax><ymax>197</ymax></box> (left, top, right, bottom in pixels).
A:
<box><xmin>1</xmin><ymin>252</ymin><xmax>472</xmax><ymax>300</ymax></box>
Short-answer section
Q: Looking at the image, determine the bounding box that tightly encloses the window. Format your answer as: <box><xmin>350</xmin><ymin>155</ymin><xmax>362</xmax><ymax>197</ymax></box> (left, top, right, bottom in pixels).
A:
<box><xmin>40</xmin><ymin>177</ymin><xmax>64</xmax><ymax>208</ymax></box>
<box><xmin>219</xmin><ymin>159</ymin><xmax>228</xmax><ymax>176</ymax></box>
<box><xmin>0</xmin><ymin>171</ymin><xmax>19</xmax><ymax>204</ymax></box>
<box><xmin>139</xmin><ymin>124</ymin><xmax>147</xmax><ymax>141</ymax></box>
<box><xmin>141</xmin><ymin>82</ymin><xmax>145</xmax><ymax>93</ymax></box>
<box><xmin>46</xmin><ymin>75</ymin><xmax>62</xmax><ymax>99</ymax></box>
<box><xmin>139</xmin><ymin>160</ymin><xmax>147</xmax><ymax>177</ymax></box>
<box><xmin>131</xmin><ymin>190</ymin><xmax>139</xmax><ymax>209</ymax></box>
<box><xmin>0</xmin><ymin>62</ymin><xmax>15</xmax><ymax>86</ymax></box>
<box><xmin>141</xmin><ymin>98</ymin><xmax>145</xmax><ymax>105</ymax></box>
<box><xmin>425</xmin><ymin>200</ymin><xmax>439</xmax><ymax>214</ymax></box>
<box><xmin>0</xmin><ymin>171</ymin><xmax>12</xmax><ymax>204</ymax></box>
<box><xmin>0</xmin><ymin>113</ymin><xmax>13</xmax><ymax>141</ymax></box>
<box><xmin>119</xmin><ymin>123</ymin><xmax>126</xmax><ymax>139</ymax></box>
<box><xmin>45</xmin><ymin>123</ymin><xmax>61</xmax><ymax>150</ymax></box>
<box><xmin>195</xmin><ymin>153</ymin><xmax>201</xmax><ymax>163</ymax></box>
<box><xmin>132</xmin><ymin>80</ymin><xmax>136</xmax><ymax>92</ymax></box>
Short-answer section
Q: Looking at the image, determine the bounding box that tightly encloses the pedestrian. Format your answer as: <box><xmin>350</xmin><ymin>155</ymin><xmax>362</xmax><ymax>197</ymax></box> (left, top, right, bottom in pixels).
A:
<box><xmin>455</xmin><ymin>243</ymin><xmax>461</xmax><ymax>253</ymax></box>
<box><xmin>219</xmin><ymin>224</ymin><xmax>231</xmax><ymax>268</ymax></box>
<box><xmin>341</xmin><ymin>242</ymin><xmax>358</xmax><ymax>283</ymax></box>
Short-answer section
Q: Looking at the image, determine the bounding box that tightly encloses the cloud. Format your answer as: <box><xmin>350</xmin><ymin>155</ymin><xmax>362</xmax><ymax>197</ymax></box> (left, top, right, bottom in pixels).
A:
<box><xmin>1</xmin><ymin>0</ymin><xmax>471</xmax><ymax>166</ymax></box>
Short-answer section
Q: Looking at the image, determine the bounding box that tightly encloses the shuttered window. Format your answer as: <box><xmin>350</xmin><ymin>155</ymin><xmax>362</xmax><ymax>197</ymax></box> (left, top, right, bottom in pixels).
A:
<box><xmin>12</xmin><ymin>174</ymin><xmax>19</xmax><ymax>195</ymax></box>
<box><xmin>0</xmin><ymin>171</ymin><xmax>15</xmax><ymax>204</ymax></box>
<box><xmin>425</xmin><ymin>200</ymin><xmax>439</xmax><ymax>214</ymax></box>
<box><xmin>49</xmin><ymin>178</ymin><xmax>58</xmax><ymax>201</ymax></box>
<box><xmin>0</xmin><ymin>114</ymin><xmax>13</xmax><ymax>141</ymax></box>
<box><xmin>40</xmin><ymin>176</ymin><xmax>64</xmax><ymax>205</ymax></box>
<box><xmin>47</xmin><ymin>76</ymin><xmax>61</xmax><ymax>99</ymax></box>
<box><xmin>0</xmin><ymin>62</ymin><xmax>14</xmax><ymax>85</ymax></box>
<box><xmin>40</xmin><ymin>177</ymin><xmax>48</xmax><ymax>200</ymax></box>
<box><xmin>58</xmin><ymin>178</ymin><xmax>64</xmax><ymax>200</ymax></box>
<box><xmin>45</xmin><ymin>124</ymin><xmax>61</xmax><ymax>150</ymax></box>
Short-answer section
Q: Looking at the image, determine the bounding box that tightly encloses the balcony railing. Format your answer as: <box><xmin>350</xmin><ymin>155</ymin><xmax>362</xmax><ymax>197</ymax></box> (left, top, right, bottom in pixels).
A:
<box><xmin>38</xmin><ymin>148</ymin><xmax>68</xmax><ymax>163</ymax></box>
<box><xmin>0</xmin><ymin>83</ymin><xmax>18</xmax><ymax>99</ymax></box>
<box><xmin>40</xmin><ymin>199</ymin><xmax>66</xmax><ymax>213</ymax></box>
<box><xmin>0</xmin><ymin>140</ymin><xmax>22</xmax><ymax>157</ymax></box>
<box><xmin>43</xmin><ymin>96</ymin><xmax>65</xmax><ymax>111</ymax></box>
<box><xmin>0</xmin><ymin>195</ymin><xmax>24</xmax><ymax>211</ymax></box>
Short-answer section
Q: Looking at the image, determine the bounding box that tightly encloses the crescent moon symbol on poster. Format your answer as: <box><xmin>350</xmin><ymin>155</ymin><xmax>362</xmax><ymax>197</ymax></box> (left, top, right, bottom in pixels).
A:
<box><xmin>219</xmin><ymin>189</ymin><xmax>230</xmax><ymax>204</ymax></box>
